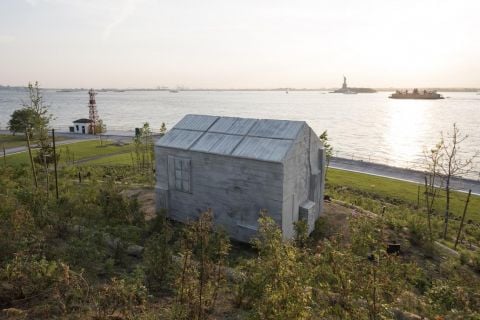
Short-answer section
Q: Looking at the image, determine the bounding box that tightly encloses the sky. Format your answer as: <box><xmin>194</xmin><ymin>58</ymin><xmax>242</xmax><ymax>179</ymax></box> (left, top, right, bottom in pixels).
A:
<box><xmin>0</xmin><ymin>0</ymin><xmax>479</xmax><ymax>89</ymax></box>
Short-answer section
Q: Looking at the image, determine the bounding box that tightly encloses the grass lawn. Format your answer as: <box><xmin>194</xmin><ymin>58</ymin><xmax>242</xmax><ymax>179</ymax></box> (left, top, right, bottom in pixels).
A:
<box><xmin>0</xmin><ymin>133</ymin><xmax>70</xmax><ymax>149</ymax></box>
<box><xmin>4</xmin><ymin>139</ymin><xmax>135</xmax><ymax>167</ymax></box>
<box><xmin>327</xmin><ymin>168</ymin><xmax>480</xmax><ymax>223</ymax></box>
<box><xmin>80</xmin><ymin>152</ymin><xmax>135</xmax><ymax>165</ymax></box>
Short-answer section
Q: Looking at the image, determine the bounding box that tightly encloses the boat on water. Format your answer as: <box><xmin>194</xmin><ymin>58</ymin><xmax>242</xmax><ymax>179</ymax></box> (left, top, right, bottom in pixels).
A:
<box><xmin>389</xmin><ymin>89</ymin><xmax>444</xmax><ymax>99</ymax></box>
<box><xmin>169</xmin><ymin>89</ymin><xmax>179</xmax><ymax>93</ymax></box>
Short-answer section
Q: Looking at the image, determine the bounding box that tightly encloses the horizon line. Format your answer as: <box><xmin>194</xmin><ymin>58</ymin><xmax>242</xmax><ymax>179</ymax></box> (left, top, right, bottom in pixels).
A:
<box><xmin>1</xmin><ymin>85</ymin><xmax>480</xmax><ymax>92</ymax></box>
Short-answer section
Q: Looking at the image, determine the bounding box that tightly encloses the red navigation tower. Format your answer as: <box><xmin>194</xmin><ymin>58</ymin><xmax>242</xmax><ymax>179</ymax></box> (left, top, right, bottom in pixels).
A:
<box><xmin>88</xmin><ymin>89</ymin><xmax>99</xmax><ymax>134</ymax></box>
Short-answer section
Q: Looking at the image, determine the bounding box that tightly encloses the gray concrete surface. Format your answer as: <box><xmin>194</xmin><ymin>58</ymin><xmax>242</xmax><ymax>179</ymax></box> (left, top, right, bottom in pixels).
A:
<box><xmin>330</xmin><ymin>157</ymin><xmax>480</xmax><ymax>195</ymax></box>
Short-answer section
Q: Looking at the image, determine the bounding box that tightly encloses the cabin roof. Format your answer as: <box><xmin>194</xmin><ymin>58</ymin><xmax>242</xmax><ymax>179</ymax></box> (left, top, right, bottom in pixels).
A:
<box><xmin>156</xmin><ymin>114</ymin><xmax>306</xmax><ymax>162</ymax></box>
<box><xmin>73</xmin><ymin>118</ymin><xmax>93</xmax><ymax>123</ymax></box>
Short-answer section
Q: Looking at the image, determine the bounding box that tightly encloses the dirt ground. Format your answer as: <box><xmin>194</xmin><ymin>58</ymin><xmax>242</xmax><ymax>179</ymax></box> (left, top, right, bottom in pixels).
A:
<box><xmin>121</xmin><ymin>188</ymin><xmax>156</xmax><ymax>220</ymax></box>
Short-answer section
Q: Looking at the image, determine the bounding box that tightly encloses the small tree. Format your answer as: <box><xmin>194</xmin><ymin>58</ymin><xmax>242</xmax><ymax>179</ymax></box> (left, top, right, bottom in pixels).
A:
<box><xmin>22</xmin><ymin>82</ymin><xmax>52</xmax><ymax>144</ymax></box>
<box><xmin>423</xmin><ymin>140</ymin><xmax>443</xmax><ymax>242</ymax></box>
<box><xmin>236</xmin><ymin>212</ymin><xmax>313</xmax><ymax>320</ymax></box>
<box><xmin>8</xmin><ymin>108</ymin><xmax>35</xmax><ymax>136</ymax></box>
<box><xmin>144</xmin><ymin>211</ymin><xmax>174</xmax><ymax>292</ymax></box>
<box><xmin>16</xmin><ymin>82</ymin><xmax>57</xmax><ymax>168</ymax></box>
<box><xmin>94</xmin><ymin>119</ymin><xmax>107</xmax><ymax>134</ymax></box>
<box><xmin>159</xmin><ymin>122</ymin><xmax>167</xmax><ymax>136</ymax></box>
<box><xmin>439</xmin><ymin>124</ymin><xmax>478</xmax><ymax>239</ymax></box>
<box><xmin>133</xmin><ymin>122</ymin><xmax>154</xmax><ymax>171</ymax></box>
<box><xmin>319</xmin><ymin>130</ymin><xmax>333</xmax><ymax>179</ymax></box>
<box><xmin>142</xmin><ymin>122</ymin><xmax>153</xmax><ymax>169</ymax></box>
<box><xmin>174</xmin><ymin>210</ymin><xmax>230</xmax><ymax>319</ymax></box>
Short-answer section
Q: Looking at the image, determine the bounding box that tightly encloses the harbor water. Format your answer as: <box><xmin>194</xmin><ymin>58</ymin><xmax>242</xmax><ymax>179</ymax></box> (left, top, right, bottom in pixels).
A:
<box><xmin>0</xmin><ymin>88</ymin><xmax>479</xmax><ymax>176</ymax></box>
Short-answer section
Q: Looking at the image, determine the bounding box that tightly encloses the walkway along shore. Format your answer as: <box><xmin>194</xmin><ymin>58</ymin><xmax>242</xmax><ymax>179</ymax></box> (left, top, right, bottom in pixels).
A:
<box><xmin>330</xmin><ymin>157</ymin><xmax>480</xmax><ymax>196</ymax></box>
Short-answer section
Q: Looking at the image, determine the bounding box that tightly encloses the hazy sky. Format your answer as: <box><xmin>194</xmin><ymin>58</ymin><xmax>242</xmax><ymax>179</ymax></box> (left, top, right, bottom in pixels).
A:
<box><xmin>1</xmin><ymin>0</ymin><xmax>479</xmax><ymax>88</ymax></box>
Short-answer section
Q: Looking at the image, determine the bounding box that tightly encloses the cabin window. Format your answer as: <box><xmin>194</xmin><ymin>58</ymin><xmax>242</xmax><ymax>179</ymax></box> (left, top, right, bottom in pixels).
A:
<box><xmin>174</xmin><ymin>158</ymin><xmax>191</xmax><ymax>193</ymax></box>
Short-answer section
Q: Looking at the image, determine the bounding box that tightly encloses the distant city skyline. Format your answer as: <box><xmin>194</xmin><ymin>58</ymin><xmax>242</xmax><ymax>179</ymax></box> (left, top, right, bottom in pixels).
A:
<box><xmin>1</xmin><ymin>0</ymin><xmax>479</xmax><ymax>89</ymax></box>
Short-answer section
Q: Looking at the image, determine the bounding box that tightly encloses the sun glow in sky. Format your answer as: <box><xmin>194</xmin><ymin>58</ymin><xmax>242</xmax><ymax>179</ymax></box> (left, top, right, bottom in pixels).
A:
<box><xmin>0</xmin><ymin>0</ymin><xmax>479</xmax><ymax>88</ymax></box>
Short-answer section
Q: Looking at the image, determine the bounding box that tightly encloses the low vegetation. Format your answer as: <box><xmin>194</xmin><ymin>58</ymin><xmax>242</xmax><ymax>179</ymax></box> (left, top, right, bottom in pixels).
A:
<box><xmin>0</xmin><ymin>133</ymin><xmax>479</xmax><ymax>319</ymax></box>
<box><xmin>328</xmin><ymin>168</ymin><xmax>480</xmax><ymax>224</ymax></box>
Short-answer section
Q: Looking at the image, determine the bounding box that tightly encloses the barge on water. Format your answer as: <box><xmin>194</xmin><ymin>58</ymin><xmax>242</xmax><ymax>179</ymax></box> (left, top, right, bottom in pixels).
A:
<box><xmin>389</xmin><ymin>89</ymin><xmax>444</xmax><ymax>99</ymax></box>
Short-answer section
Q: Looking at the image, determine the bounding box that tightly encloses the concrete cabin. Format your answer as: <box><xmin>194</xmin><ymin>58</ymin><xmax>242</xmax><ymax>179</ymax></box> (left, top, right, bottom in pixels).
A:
<box><xmin>70</xmin><ymin>118</ymin><xmax>92</xmax><ymax>134</ymax></box>
<box><xmin>155</xmin><ymin>114</ymin><xmax>326</xmax><ymax>242</ymax></box>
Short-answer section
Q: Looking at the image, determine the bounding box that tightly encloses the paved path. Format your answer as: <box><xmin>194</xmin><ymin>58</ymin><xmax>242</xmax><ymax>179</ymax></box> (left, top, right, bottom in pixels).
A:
<box><xmin>330</xmin><ymin>157</ymin><xmax>480</xmax><ymax>195</ymax></box>
<box><xmin>4</xmin><ymin>139</ymin><xmax>95</xmax><ymax>156</ymax></box>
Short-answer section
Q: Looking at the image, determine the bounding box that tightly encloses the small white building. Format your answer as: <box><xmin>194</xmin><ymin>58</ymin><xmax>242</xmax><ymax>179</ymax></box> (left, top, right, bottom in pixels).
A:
<box><xmin>70</xmin><ymin>119</ymin><xmax>92</xmax><ymax>134</ymax></box>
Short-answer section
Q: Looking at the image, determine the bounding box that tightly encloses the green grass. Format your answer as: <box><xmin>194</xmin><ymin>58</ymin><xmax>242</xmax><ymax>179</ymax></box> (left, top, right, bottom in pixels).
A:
<box><xmin>0</xmin><ymin>134</ymin><xmax>27</xmax><ymax>149</ymax></box>
<box><xmin>81</xmin><ymin>152</ymin><xmax>135</xmax><ymax>165</ymax></box>
<box><xmin>0</xmin><ymin>134</ymin><xmax>71</xmax><ymax>149</ymax></box>
<box><xmin>0</xmin><ymin>134</ymin><xmax>68</xmax><ymax>149</ymax></box>
<box><xmin>4</xmin><ymin>139</ymin><xmax>135</xmax><ymax>167</ymax></box>
<box><xmin>327</xmin><ymin>168</ymin><xmax>480</xmax><ymax>223</ymax></box>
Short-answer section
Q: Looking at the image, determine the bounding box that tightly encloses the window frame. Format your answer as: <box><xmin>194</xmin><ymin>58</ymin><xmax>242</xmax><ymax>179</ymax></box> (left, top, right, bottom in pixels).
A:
<box><xmin>172</xmin><ymin>157</ymin><xmax>191</xmax><ymax>193</ymax></box>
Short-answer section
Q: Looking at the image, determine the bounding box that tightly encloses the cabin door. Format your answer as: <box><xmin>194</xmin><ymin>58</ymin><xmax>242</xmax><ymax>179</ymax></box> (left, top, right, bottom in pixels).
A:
<box><xmin>82</xmin><ymin>126</ymin><xmax>86</xmax><ymax>134</ymax></box>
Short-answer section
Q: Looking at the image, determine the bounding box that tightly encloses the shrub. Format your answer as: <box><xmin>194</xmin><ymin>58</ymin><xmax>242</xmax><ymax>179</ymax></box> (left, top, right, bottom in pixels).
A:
<box><xmin>97</xmin><ymin>182</ymin><xmax>144</xmax><ymax>225</ymax></box>
<box><xmin>406</xmin><ymin>214</ymin><xmax>429</xmax><ymax>246</ymax></box>
<box><xmin>0</xmin><ymin>254</ymin><xmax>89</xmax><ymax>316</ymax></box>
<box><xmin>172</xmin><ymin>210</ymin><xmax>230</xmax><ymax>320</ymax></box>
<box><xmin>143</xmin><ymin>230</ymin><xmax>174</xmax><ymax>292</ymax></box>
<box><xmin>94</xmin><ymin>269</ymin><xmax>147</xmax><ymax>319</ymax></box>
<box><xmin>236</xmin><ymin>213</ymin><xmax>313</xmax><ymax>320</ymax></box>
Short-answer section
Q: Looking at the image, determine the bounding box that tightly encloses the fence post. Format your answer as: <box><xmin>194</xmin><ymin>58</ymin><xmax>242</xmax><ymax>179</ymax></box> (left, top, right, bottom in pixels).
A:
<box><xmin>417</xmin><ymin>185</ymin><xmax>420</xmax><ymax>208</ymax></box>
<box><xmin>25</xmin><ymin>129</ymin><xmax>38</xmax><ymax>188</ymax></box>
<box><xmin>52</xmin><ymin>129</ymin><xmax>59</xmax><ymax>200</ymax></box>
<box><xmin>454</xmin><ymin>189</ymin><xmax>472</xmax><ymax>250</ymax></box>
<box><xmin>44</xmin><ymin>154</ymin><xmax>49</xmax><ymax>199</ymax></box>
<box><xmin>2</xmin><ymin>143</ymin><xmax>5</xmax><ymax>167</ymax></box>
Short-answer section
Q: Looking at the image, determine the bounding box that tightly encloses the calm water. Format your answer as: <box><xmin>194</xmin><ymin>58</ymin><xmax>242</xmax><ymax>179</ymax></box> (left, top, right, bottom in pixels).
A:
<box><xmin>1</xmin><ymin>88</ymin><xmax>479</xmax><ymax>173</ymax></box>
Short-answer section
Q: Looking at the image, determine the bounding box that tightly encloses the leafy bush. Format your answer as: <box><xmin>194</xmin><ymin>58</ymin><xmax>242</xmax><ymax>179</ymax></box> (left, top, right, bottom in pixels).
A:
<box><xmin>143</xmin><ymin>226</ymin><xmax>174</xmax><ymax>292</ymax></box>
<box><xmin>97</xmin><ymin>183</ymin><xmax>144</xmax><ymax>225</ymax></box>
<box><xmin>94</xmin><ymin>268</ymin><xmax>147</xmax><ymax>319</ymax></box>
<box><xmin>406</xmin><ymin>214</ymin><xmax>429</xmax><ymax>246</ymax></box>
<box><xmin>64</xmin><ymin>231</ymin><xmax>110</xmax><ymax>275</ymax></box>
<box><xmin>0</xmin><ymin>254</ymin><xmax>89</xmax><ymax>316</ymax></box>
<box><xmin>172</xmin><ymin>210</ymin><xmax>231</xmax><ymax>320</ymax></box>
<box><xmin>236</xmin><ymin>213</ymin><xmax>313</xmax><ymax>320</ymax></box>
